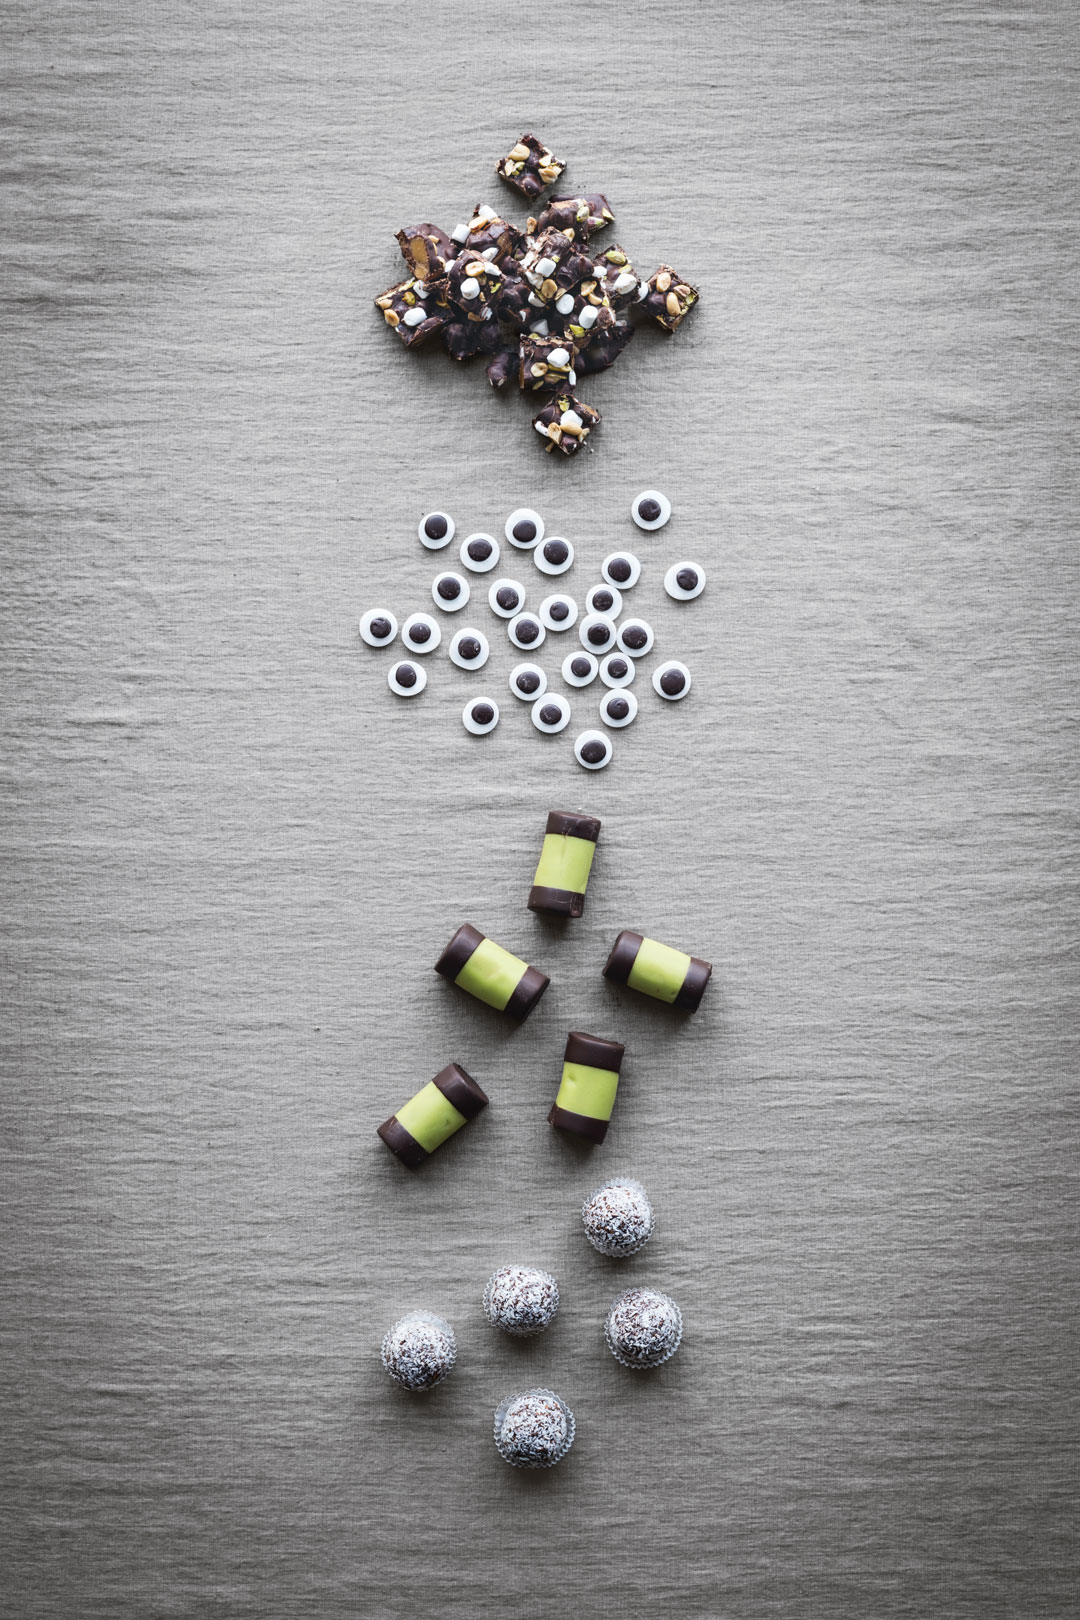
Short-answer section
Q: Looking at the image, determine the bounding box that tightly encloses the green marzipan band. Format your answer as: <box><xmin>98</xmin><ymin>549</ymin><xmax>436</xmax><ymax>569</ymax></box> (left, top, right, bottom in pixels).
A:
<box><xmin>532</xmin><ymin>834</ymin><xmax>596</xmax><ymax>898</ymax></box>
<box><xmin>395</xmin><ymin>1081</ymin><xmax>467</xmax><ymax>1153</ymax></box>
<box><xmin>455</xmin><ymin>935</ymin><xmax>527</xmax><ymax>1011</ymax></box>
<box><xmin>627</xmin><ymin>937</ymin><xmax>692</xmax><ymax>1004</ymax></box>
<box><xmin>554</xmin><ymin>1061</ymin><xmax>620</xmax><ymax>1123</ymax></box>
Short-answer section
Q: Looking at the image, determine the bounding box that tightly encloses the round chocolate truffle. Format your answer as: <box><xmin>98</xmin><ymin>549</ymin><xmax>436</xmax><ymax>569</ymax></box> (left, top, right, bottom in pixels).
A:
<box><xmin>604</xmin><ymin>1287</ymin><xmax>682</xmax><ymax>1369</ymax></box>
<box><xmin>582</xmin><ymin>1178</ymin><xmax>655</xmax><ymax>1257</ymax></box>
<box><xmin>483</xmin><ymin>1265</ymin><xmax>560</xmax><ymax>1337</ymax></box>
<box><xmin>381</xmin><ymin>1310</ymin><xmax>456</xmax><ymax>1391</ymax></box>
<box><xmin>493</xmin><ymin>1388</ymin><xmax>575</xmax><ymax>1469</ymax></box>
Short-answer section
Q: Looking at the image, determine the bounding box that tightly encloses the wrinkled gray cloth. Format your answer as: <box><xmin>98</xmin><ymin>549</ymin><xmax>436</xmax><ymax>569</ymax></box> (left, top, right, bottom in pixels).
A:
<box><xmin>2</xmin><ymin>3</ymin><xmax>1077</xmax><ymax>1617</ymax></box>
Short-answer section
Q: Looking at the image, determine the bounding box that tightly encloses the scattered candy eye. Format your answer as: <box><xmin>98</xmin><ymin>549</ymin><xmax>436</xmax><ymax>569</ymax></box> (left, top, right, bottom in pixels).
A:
<box><xmin>488</xmin><ymin>578</ymin><xmax>527</xmax><ymax>618</ymax></box>
<box><xmin>508</xmin><ymin>612</ymin><xmax>546</xmax><ymax>650</ymax></box>
<box><xmin>505</xmin><ymin>508</ymin><xmax>545</xmax><ymax>548</ymax></box>
<box><xmin>431</xmin><ymin>571</ymin><xmax>470</xmax><ymax>612</ymax></box>
<box><xmin>562</xmin><ymin>650</ymin><xmax>599</xmax><ymax>687</ymax></box>
<box><xmin>400</xmin><ymin>612</ymin><xmax>443</xmax><ymax>654</ymax></box>
<box><xmin>389</xmin><ymin>660</ymin><xmax>427</xmax><ymax>696</ymax></box>
<box><xmin>599</xmin><ymin>688</ymin><xmax>638</xmax><ymax>728</ymax></box>
<box><xmin>539</xmin><ymin>593</ymin><xmax>579</xmax><ymax>632</ymax></box>
<box><xmin>418</xmin><ymin>511</ymin><xmax>455</xmax><ymax>549</ymax></box>
<box><xmin>579</xmin><ymin>613</ymin><xmax>618</xmax><ymax>653</ymax></box>
<box><xmin>664</xmin><ymin>560</ymin><xmax>706</xmax><ymax>600</ymax></box>
<box><xmin>617</xmin><ymin>618</ymin><xmax>654</xmax><ymax>658</ymax></box>
<box><xmin>509</xmin><ymin>662</ymin><xmax>547</xmax><ymax>700</ymax></box>
<box><xmin>462</xmin><ymin>697</ymin><xmax>500</xmax><ymax>734</ymax></box>
<box><xmin>585</xmin><ymin>583</ymin><xmax>623</xmax><ymax>618</ymax></box>
<box><xmin>460</xmin><ymin>533</ymin><xmax>501</xmax><ymax>573</ymax></box>
<box><xmin>360</xmin><ymin>609</ymin><xmax>398</xmax><ymax>648</ymax></box>
<box><xmin>534</xmin><ymin>537</ymin><xmax>574</xmax><ymax>576</ymax></box>
<box><xmin>599</xmin><ymin>653</ymin><xmax>635</xmax><ymax>689</ymax></box>
<box><xmin>449</xmin><ymin>627</ymin><xmax>490</xmax><ymax>670</ymax></box>
<box><xmin>631</xmin><ymin>490</ymin><xmax>671</xmax><ymax>530</ymax></box>
<box><xmin>601</xmin><ymin>551</ymin><xmax>641</xmax><ymax>589</ymax></box>
<box><xmin>575</xmin><ymin>729</ymin><xmax>613</xmax><ymax>770</ymax></box>
<box><xmin>531</xmin><ymin>693</ymin><xmax>571</xmax><ymax>734</ymax></box>
<box><xmin>652</xmin><ymin>659</ymin><xmax>692</xmax><ymax>700</ymax></box>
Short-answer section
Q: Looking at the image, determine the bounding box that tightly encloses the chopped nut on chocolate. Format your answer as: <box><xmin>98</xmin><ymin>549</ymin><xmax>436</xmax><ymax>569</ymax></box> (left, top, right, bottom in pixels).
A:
<box><xmin>395</xmin><ymin>223</ymin><xmax>457</xmax><ymax>286</ymax></box>
<box><xmin>575</xmin><ymin>318</ymin><xmax>635</xmax><ymax>374</ymax></box>
<box><xmin>532</xmin><ymin>393</ymin><xmax>600</xmax><ymax>456</ymax></box>
<box><xmin>532</xmin><ymin>194</ymin><xmax>615</xmax><ymax>241</ymax></box>
<box><xmin>640</xmin><ymin>263</ymin><xmax>699</xmax><ymax>333</ymax></box>
<box><xmin>496</xmin><ymin>132</ymin><xmax>566</xmax><ymax>200</ymax></box>
<box><xmin>518</xmin><ymin>334</ymin><xmax>579</xmax><ymax>392</ymax></box>
<box><xmin>451</xmin><ymin>203</ymin><xmax>525</xmax><ymax>267</ymax></box>
<box><xmin>592</xmin><ymin>244</ymin><xmax>641</xmax><ymax>312</ymax></box>
<box><xmin>518</xmin><ymin>228</ymin><xmax>594</xmax><ymax>303</ymax></box>
<box><xmin>550</xmin><ymin>283</ymin><xmax>616</xmax><ymax>348</ymax></box>
<box><xmin>373</xmin><ymin>277</ymin><xmax>449</xmax><ymax>348</ymax></box>
<box><xmin>447</xmin><ymin>253</ymin><xmax>504</xmax><ymax>318</ymax></box>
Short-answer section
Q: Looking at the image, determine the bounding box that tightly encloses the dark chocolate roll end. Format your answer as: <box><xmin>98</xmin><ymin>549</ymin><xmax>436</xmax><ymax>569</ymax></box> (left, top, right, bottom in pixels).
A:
<box><xmin>377</xmin><ymin>1117</ymin><xmax>428</xmax><ymax>1169</ymax></box>
<box><xmin>504</xmin><ymin>964</ymin><xmax>551</xmax><ymax>1021</ymax></box>
<box><xmin>432</xmin><ymin>1062</ymin><xmax>489</xmax><ymax>1120</ymax></box>
<box><xmin>544</xmin><ymin>810</ymin><xmax>601</xmax><ymax>843</ymax></box>
<box><xmin>602</xmin><ymin>930</ymin><xmax>643</xmax><ymax>985</ymax></box>
<box><xmin>528</xmin><ymin>884</ymin><xmax>586</xmax><ymax>919</ymax></box>
<box><xmin>564</xmin><ymin>1030</ymin><xmax>625</xmax><ymax>1072</ymax></box>
<box><xmin>674</xmin><ymin>955</ymin><xmax>713</xmax><ymax>1013</ymax></box>
<box><xmin>434</xmin><ymin>923</ymin><xmax>485</xmax><ymax>981</ymax></box>
<box><xmin>548</xmin><ymin>1102</ymin><xmax>609</xmax><ymax>1144</ymax></box>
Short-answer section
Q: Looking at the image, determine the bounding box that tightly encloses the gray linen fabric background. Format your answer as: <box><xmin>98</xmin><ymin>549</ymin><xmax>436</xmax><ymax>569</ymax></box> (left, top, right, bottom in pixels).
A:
<box><xmin>2</xmin><ymin>2</ymin><xmax>1078</xmax><ymax>1616</ymax></box>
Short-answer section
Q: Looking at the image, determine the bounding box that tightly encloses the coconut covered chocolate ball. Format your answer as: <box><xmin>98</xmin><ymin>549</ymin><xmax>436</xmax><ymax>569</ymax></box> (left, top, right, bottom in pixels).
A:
<box><xmin>483</xmin><ymin>1265</ymin><xmax>560</xmax><ymax>1337</ymax></box>
<box><xmin>493</xmin><ymin>1388</ymin><xmax>576</xmax><ymax>1469</ymax></box>
<box><xmin>380</xmin><ymin>1310</ymin><xmax>457</xmax><ymax>1391</ymax></box>
<box><xmin>582</xmin><ymin>1178</ymin><xmax>655</xmax><ymax>1258</ymax></box>
<box><xmin>604</xmin><ymin>1287</ymin><xmax>682</xmax><ymax>1369</ymax></box>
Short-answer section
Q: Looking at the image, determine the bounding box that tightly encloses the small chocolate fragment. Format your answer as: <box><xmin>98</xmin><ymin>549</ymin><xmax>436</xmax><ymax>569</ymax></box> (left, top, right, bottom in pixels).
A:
<box><xmin>549</xmin><ymin>1030</ymin><xmax>626</xmax><ymax>1144</ymax></box>
<box><xmin>486</xmin><ymin>348</ymin><xmax>518</xmax><ymax>389</ymax></box>
<box><xmin>603</xmin><ymin>929</ymin><xmax>712</xmax><ymax>1012</ymax></box>
<box><xmin>374</xmin><ymin>277</ymin><xmax>449</xmax><ymax>348</ymax></box>
<box><xmin>496</xmin><ymin>133</ymin><xmax>566</xmax><ymax>200</ymax></box>
<box><xmin>640</xmin><ymin>264</ymin><xmax>699</xmax><ymax>333</ymax></box>
<box><xmin>435</xmin><ymin>924</ymin><xmax>550</xmax><ymax>1022</ymax></box>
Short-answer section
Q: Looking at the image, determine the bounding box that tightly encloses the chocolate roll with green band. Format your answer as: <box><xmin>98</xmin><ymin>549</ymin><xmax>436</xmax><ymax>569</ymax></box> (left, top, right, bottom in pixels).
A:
<box><xmin>377</xmin><ymin>1062</ymin><xmax>488</xmax><ymax>1168</ymax></box>
<box><xmin>435</xmin><ymin>923</ymin><xmax>550</xmax><ymax>1021</ymax></box>
<box><xmin>528</xmin><ymin>810</ymin><xmax>601</xmax><ymax>918</ymax></box>
<box><xmin>548</xmin><ymin>1031</ymin><xmax>626</xmax><ymax>1144</ymax></box>
<box><xmin>603</xmin><ymin>930</ymin><xmax>712</xmax><ymax>1012</ymax></box>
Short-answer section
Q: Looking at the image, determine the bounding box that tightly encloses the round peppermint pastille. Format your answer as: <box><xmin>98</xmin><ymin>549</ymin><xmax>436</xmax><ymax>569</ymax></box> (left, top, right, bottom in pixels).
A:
<box><xmin>463</xmin><ymin>697</ymin><xmax>499</xmax><ymax>735</ymax></box>
<box><xmin>602</xmin><ymin>552</ymin><xmax>641</xmax><ymax>590</ymax></box>
<box><xmin>575</xmin><ymin>729</ymin><xmax>613</xmax><ymax>770</ymax></box>
<box><xmin>508</xmin><ymin>612</ymin><xmax>546</xmax><ymax>651</ymax></box>
<box><xmin>388</xmin><ymin>660</ymin><xmax>427</xmax><ymax>697</ymax></box>
<box><xmin>534</xmin><ymin>537</ymin><xmax>574</xmax><ymax>577</ymax></box>
<box><xmin>418</xmin><ymin>511</ymin><xmax>455</xmax><ymax>550</ymax></box>
<box><xmin>562</xmin><ymin>651</ymin><xmax>599</xmax><ymax>688</ymax></box>
<box><xmin>483</xmin><ymin>1266</ymin><xmax>560</xmax><ymax>1337</ymax></box>
<box><xmin>449</xmin><ymin>627</ymin><xmax>490</xmax><ymax>670</ymax></box>
<box><xmin>359</xmin><ymin>609</ymin><xmax>398</xmax><ymax>648</ymax></box>
<box><xmin>599</xmin><ymin>653</ymin><xmax>635</xmax><ymax>689</ymax></box>
<box><xmin>509</xmin><ymin>662</ymin><xmax>547</xmax><ymax>701</ymax></box>
<box><xmin>617</xmin><ymin>618</ymin><xmax>654</xmax><ymax>658</ymax></box>
<box><xmin>505</xmin><ymin>508</ymin><xmax>545</xmax><ymax>549</ymax></box>
<box><xmin>400</xmin><ymin>612</ymin><xmax>442</xmax><ymax>655</ymax></box>
<box><xmin>460</xmin><ymin>532</ymin><xmax>501</xmax><ymax>574</ymax></box>
<box><xmin>381</xmin><ymin>1310</ymin><xmax>456</xmax><ymax>1390</ymax></box>
<box><xmin>539</xmin><ymin>592</ymin><xmax>578</xmax><ymax>632</ymax></box>
<box><xmin>631</xmin><ymin>490</ymin><xmax>672</xmax><ymax>531</ymax></box>
<box><xmin>585</xmin><ymin>583</ymin><xmax>623</xmax><ymax>619</ymax></box>
<box><xmin>604</xmin><ymin>1287</ymin><xmax>683</xmax><ymax>1369</ymax></box>
<box><xmin>664</xmin><ymin>561</ymin><xmax>706</xmax><ymax>601</ymax></box>
<box><xmin>494</xmin><ymin>1388</ymin><xmax>575</xmax><ymax>1469</ymax></box>
<box><xmin>532</xmin><ymin>693</ymin><xmax>571</xmax><ymax>734</ymax></box>
<box><xmin>488</xmin><ymin>578</ymin><xmax>527</xmax><ymax>619</ymax></box>
<box><xmin>579</xmin><ymin>613</ymin><xmax>619</xmax><ymax>655</ymax></box>
<box><xmin>582</xmin><ymin>1178</ymin><xmax>655</xmax><ymax>1257</ymax></box>
<box><xmin>652</xmin><ymin>660</ymin><xmax>692</xmax><ymax>700</ymax></box>
<box><xmin>600</xmin><ymin>688</ymin><xmax>638</xmax><ymax>729</ymax></box>
<box><xmin>431</xmin><ymin>571</ymin><xmax>470</xmax><ymax>612</ymax></box>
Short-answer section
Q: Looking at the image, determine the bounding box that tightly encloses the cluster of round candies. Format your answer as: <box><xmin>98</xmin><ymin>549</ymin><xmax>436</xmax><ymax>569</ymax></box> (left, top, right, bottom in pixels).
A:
<box><xmin>380</xmin><ymin>1177</ymin><xmax>682</xmax><ymax>1468</ymax></box>
<box><xmin>360</xmin><ymin>490</ymin><xmax>704</xmax><ymax>770</ymax></box>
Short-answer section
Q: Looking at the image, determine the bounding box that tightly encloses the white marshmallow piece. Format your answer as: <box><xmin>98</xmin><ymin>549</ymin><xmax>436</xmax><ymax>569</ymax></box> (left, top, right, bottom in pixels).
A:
<box><xmin>458</xmin><ymin>277</ymin><xmax>480</xmax><ymax>300</ymax></box>
<box><xmin>560</xmin><ymin>409</ymin><xmax>583</xmax><ymax>430</ymax></box>
<box><xmin>547</xmin><ymin>347</ymin><xmax>570</xmax><ymax>368</ymax></box>
<box><xmin>614</xmin><ymin>272</ymin><xmax>637</xmax><ymax>294</ymax></box>
<box><xmin>578</xmin><ymin>305</ymin><xmax>598</xmax><ymax>329</ymax></box>
<box><xmin>402</xmin><ymin>307</ymin><xmax>426</xmax><ymax>327</ymax></box>
<box><xmin>555</xmin><ymin>293</ymin><xmax>575</xmax><ymax>315</ymax></box>
<box><xmin>536</xmin><ymin>257</ymin><xmax>557</xmax><ymax>277</ymax></box>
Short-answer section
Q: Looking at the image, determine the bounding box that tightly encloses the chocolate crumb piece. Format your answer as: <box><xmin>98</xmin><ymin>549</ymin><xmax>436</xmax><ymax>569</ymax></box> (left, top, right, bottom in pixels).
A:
<box><xmin>533</xmin><ymin>393</ymin><xmax>600</xmax><ymax>457</ymax></box>
<box><xmin>486</xmin><ymin>348</ymin><xmax>518</xmax><ymax>389</ymax></box>
<box><xmin>373</xmin><ymin>277</ymin><xmax>449</xmax><ymax>349</ymax></box>
<box><xmin>532</xmin><ymin>193</ymin><xmax>615</xmax><ymax>241</ymax></box>
<box><xmin>640</xmin><ymin>263</ymin><xmax>699</xmax><ymax>333</ymax></box>
<box><xmin>496</xmin><ymin>133</ymin><xmax>567</xmax><ymax>200</ymax></box>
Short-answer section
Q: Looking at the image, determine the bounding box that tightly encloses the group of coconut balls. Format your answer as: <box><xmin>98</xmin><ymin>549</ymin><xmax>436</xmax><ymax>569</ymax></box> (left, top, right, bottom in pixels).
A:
<box><xmin>381</xmin><ymin>1176</ymin><xmax>682</xmax><ymax>1469</ymax></box>
<box><xmin>359</xmin><ymin>489</ymin><xmax>705</xmax><ymax>770</ymax></box>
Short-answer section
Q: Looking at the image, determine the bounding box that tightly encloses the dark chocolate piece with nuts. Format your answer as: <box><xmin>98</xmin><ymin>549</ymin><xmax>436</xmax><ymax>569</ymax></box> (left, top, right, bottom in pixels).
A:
<box><xmin>575</xmin><ymin>318</ymin><xmax>635</xmax><ymax>374</ymax></box>
<box><xmin>533</xmin><ymin>393</ymin><xmax>600</xmax><ymax>456</ymax></box>
<box><xmin>447</xmin><ymin>253</ymin><xmax>505</xmax><ymax>317</ymax></box>
<box><xmin>374</xmin><ymin>277</ymin><xmax>449</xmax><ymax>348</ymax></box>
<box><xmin>530</xmin><ymin>193</ymin><xmax>615</xmax><ymax>241</ymax></box>
<box><xmin>519</xmin><ymin>228</ymin><xmax>594</xmax><ymax>303</ymax></box>
<box><xmin>640</xmin><ymin>264</ymin><xmax>699</xmax><ymax>333</ymax></box>
<box><xmin>395</xmin><ymin>223</ymin><xmax>457</xmax><ymax>286</ymax></box>
<box><xmin>496</xmin><ymin>133</ymin><xmax>566</xmax><ymax>200</ymax></box>
<box><xmin>442</xmin><ymin>316</ymin><xmax>500</xmax><ymax>361</ymax></box>
<box><xmin>518</xmin><ymin>334</ymin><xmax>579</xmax><ymax>393</ymax></box>
<box><xmin>592</xmin><ymin>244</ymin><xmax>641</xmax><ymax>312</ymax></box>
<box><xmin>550</xmin><ymin>283</ymin><xmax>615</xmax><ymax>348</ymax></box>
<box><xmin>450</xmin><ymin>203</ymin><xmax>525</xmax><ymax>267</ymax></box>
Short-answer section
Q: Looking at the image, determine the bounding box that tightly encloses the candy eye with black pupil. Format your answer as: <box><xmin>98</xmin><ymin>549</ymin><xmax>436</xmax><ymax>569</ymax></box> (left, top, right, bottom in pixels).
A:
<box><xmin>488</xmin><ymin>578</ymin><xmax>526</xmax><ymax>618</ymax></box>
<box><xmin>579</xmin><ymin>613</ymin><xmax>617</xmax><ymax>652</ymax></box>
<box><xmin>505</xmin><ymin>508</ymin><xmax>545</xmax><ymax>548</ymax></box>
<box><xmin>631</xmin><ymin>489</ymin><xmax>671</xmax><ymax>531</ymax></box>
<box><xmin>562</xmin><ymin>651</ymin><xmax>598</xmax><ymax>687</ymax></box>
<box><xmin>508</xmin><ymin>613</ymin><xmax>546</xmax><ymax>650</ymax></box>
<box><xmin>419</xmin><ymin>511</ymin><xmax>455</xmax><ymax>549</ymax></box>
<box><xmin>449</xmin><ymin>627</ymin><xmax>490</xmax><ymax>670</ymax></box>
<box><xmin>463</xmin><ymin>697</ymin><xmax>500</xmax><ymax>735</ymax></box>
<box><xmin>400</xmin><ymin>612</ymin><xmax>442</xmax><ymax>653</ymax></box>
<box><xmin>509</xmin><ymin>662</ymin><xmax>547</xmax><ymax>700</ymax></box>
<box><xmin>389</xmin><ymin>660</ymin><xmax>427</xmax><ymax>696</ymax></box>
<box><xmin>534</xmin><ymin>536</ymin><xmax>574</xmax><ymax>576</ymax></box>
<box><xmin>664</xmin><ymin>560</ymin><xmax>706</xmax><ymax>601</ymax></box>
<box><xmin>600</xmin><ymin>689</ymin><xmax>638</xmax><ymax>728</ymax></box>
<box><xmin>531</xmin><ymin>693</ymin><xmax>571</xmax><ymax>734</ymax></box>
<box><xmin>617</xmin><ymin>619</ymin><xmax>654</xmax><ymax>657</ymax></box>
<box><xmin>360</xmin><ymin>609</ymin><xmax>398</xmax><ymax>647</ymax></box>
<box><xmin>652</xmin><ymin>660</ymin><xmax>692</xmax><ymax>700</ymax></box>
<box><xmin>575</xmin><ymin>729</ymin><xmax>613</xmax><ymax>770</ymax></box>
<box><xmin>601</xmin><ymin>552</ymin><xmax>641</xmax><ymax>589</ymax></box>
<box><xmin>585</xmin><ymin>584</ymin><xmax>623</xmax><ymax>618</ymax></box>
<box><xmin>599</xmin><ymin>653</ymin><xmax>635</xmax><ymax>688</ymax></box>
<box><xmin>432</xmin><ymin>572</ymin><xmax>470</xmax><ymax>611</ymax></box>
<box><xmin>460</xmin><ymin>533</ymin><xmax>501</xmax><ymax>573</ymax></box>
<box><xmin>539</xmin><ymin>593</ymin><xmax>578</xmax><ymax>632</ymax></box>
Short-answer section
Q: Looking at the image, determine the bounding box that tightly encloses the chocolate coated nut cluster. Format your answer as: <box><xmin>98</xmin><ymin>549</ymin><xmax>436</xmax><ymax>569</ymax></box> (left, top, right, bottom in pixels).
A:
<box><xmin>374</xmin><ymin>135</ymin><xmax>699</xmax><ymax>458</ymax></box>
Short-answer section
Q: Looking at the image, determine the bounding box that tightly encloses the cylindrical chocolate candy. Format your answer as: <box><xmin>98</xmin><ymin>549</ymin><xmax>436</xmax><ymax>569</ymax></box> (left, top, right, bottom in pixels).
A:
<box><xmin>548</xmin><ymin>1030</ymin><xmax>625</xmax><ymax>1144</ymax></box>
<box><xmin>377</xmin><ymin>1062</ymin><xmax>488</xmax><ymax>1168</ymax></box>
<box><xmin>603</xmin><ymin>930</ymin><xmax>712</xmax><ymax>1012</ymax></box>
<box><xmin>435</xmin><ymin>923</ymin><xmax>550</xmax><ymax>1021</ymax></box>
<box><xmin>528</xmin><ymin>809</ymin><xmax>601</xmax><ymax>919</ymax></box>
